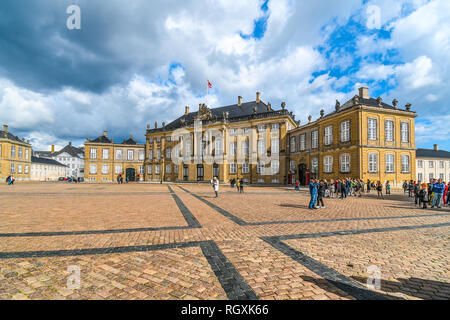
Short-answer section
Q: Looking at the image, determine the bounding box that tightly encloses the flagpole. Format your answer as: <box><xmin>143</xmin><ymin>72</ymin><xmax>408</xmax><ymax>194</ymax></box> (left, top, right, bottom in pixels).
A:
<box><xmin>206</xmin><ymin>80</ymin><xmax>208</xmax><ymax>106</ymax></box>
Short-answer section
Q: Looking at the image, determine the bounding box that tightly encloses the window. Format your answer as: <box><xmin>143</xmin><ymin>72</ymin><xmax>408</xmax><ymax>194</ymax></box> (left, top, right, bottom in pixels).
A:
<box><xmin>18</xmin><ymin>148</ymin><xmax>23</xmax><ymax>158</ymax></box>
<box><xmin>90</xmin><ymin>164</ymin><xmax>97</xmax><ymax>174</ymax></box>
<box><xmin>165</xmin><ymin>148</ymin><xmax>171</xmax><ymax>159</ymax></box>
<box><xmin>401</xmin><ymin>155</ymin><xmax>410</xmax><ymax>173</ymax></box>
<box><xmin>139</xmin><ymin>150</ymin><xmax>145</xmax><ymax>160</ymax></box>
<box><xmin>324</xmin><ymin>156</ymin><xmax>333</xmax><ymax>173</ymax></box>
<box><xmin>418</xmin><ymin>173</ymin><xmax>423</xmax><ymax>182</ymax></box>
<box><xmin>368</xmin><ymin>118</ymin><xmax>377</xmax><ymax>140</ymax></box>
<box><xmin>243</xmin><ymin>128</ymin><xmax>250</xmax><ymax>134</ymax></box>
<box><xmin>290</xmin><ymin>160</ymin><xmax>296</xmax><ymax>172</ymax></box>
<box><xmin>174</xmin><ymin>165</ymin><xmax>179</xmax><ymax>174</ymax></box>
<box><xmin>429</xmin><ymin>173</ymin><xmax>434</xmax><ymax>180</ymax></box>
<box><xmin>339</xmin><ymin>154</ymin><xmax>350</xmax><ymax>173</ymax></box>
<box><xmin>311</xmin><ymin>131</ymin><xmax>319</xmax><ymax>149</ymax></box>
<box><xmin>439</xmin><ymin>173</ymin><xmax>444</xmax><ymax>180</ymax></box>
<box><xmin>258</xmin><ymin>125</ymin><xmax>266</xmax><ymax>132</ymax></box>
<box><xmin>439</xmin><ymin>161</ymin><xmax>444</xmax><ymax>169</ymax></box>
<box><xmin>230</xmin><ymin>163</ymin><xmax>237</xmax><ymax>174</ymax></box>
<box><xmin>290</xmin><ymin>137</ymin><xmax>296</xmax><ymax>152</ymax></box>
<box><xmin>156</xmin><ymin>148</ymin><xmax>161</xmax><ymax>159</ymax></box>
<box><xmin>340</xmin><ymin>121</ymin><xmax>350</xmax><ymax>142</ymax></box>
<box><xmin>311</xmin><ymin>158</ymin><xmax>318</xmax><ymax>174</ymax></box>
<box><xmin>417</xmin><ymin>160</ymin><xmax>423</xmax><ymax>168</ymax></box>
<box><xmin>155</xmin><ymin>165</ymin><xmax>160</xmax><ymax>174</ymax></box>
<box><xmin>24</xmin><ymin>165</ymin><xmax>29</xmax><ymax>174</ymax></box>
<box><xmin>386</xmin><ymin>154</ymin><xmax>395</xmax><ymax>173</ymax></box>
<box><xmin>25</xmin><ymin>149</ymin><xmax>29</xmax><ymax>160</ymax></box>
<box><xmin>18</xmin><ymin>165</ymin><xmax>22</xmax><ymax>174</ymax></box>
<box><xmin>300</xmin><ymin>134</ymin><xmax>306</xmax><ymax>150</ymax></box>
<box><xmin>157</xmin><ymin>137</ymin><xmax>161</xmax><ymax>142</ymax></box>
<box><xmin>429</xmin><ymin>161</ymin><xmax>434</xmax><ymax>168</ymax></box>
<box><xmin>271</xmin><ymin>138</ymin><xmax>279</xmax><ymax>154</ymax></box>
<box><xmin>11</xmin><ymin>163</ymin><xmax>15</xmax><ymax>174</ymax></box>
<box><xmin>127</xmin><ymin>150</ymin><xmax>134</xmax><ymax>160</ymax></box>
<box><xmin>230</xmin><ymin>142</ymin><xmax>237</xmax><ymax>156</ymax></box>
<box><xmin>148</xmin><ymin>165</ymin><xmax>152</xmax><ymax>174</ymax></box>
<box><xmin>242</xmin><ymin>163</ymin><xmax>249</xmax><ymax>174</ymax></box>
<box><xmin>102</xmin><ymin>165</ymin><xmax>109</xmax><ymax>174</ymax></box>
<box><xmin>257</xmin><ymin>140</ymin><xmax>266</xmax><ymax>155</ymax></box>
<box><xmin>102</xmin><ymin>149</ymin><xmax>109</xmax><ymax>160</ymax></box>
<box><xmin>11</xmin><ymin>146</ymin><xmax>15</xmax><ymax>158</ymax></box>
<box><xmin>271</xmin><ymin>123</ymin><xmax>279</xmax><ymax>131</ymax></box>
<box><xmin>229</xmin><ymin>128</ymin><xmax>237</xmax><ymax>135</ymax></box>
<box><xmin>368</xmin><ymin>153</ymin><xmax>378</xmax><ymax>173</ymax></box>
<box><xmin>257</xmin><ymin>162</ymin><xmax>265</xmax><ymax>175</ymax></box>
<box><xmin>115</xmin><ymin>165</ymin><xmax>122</xmax><ymax>174</ymax></box>
<box><xmin>149</xmin><ymin>138</ymin><xmax>154</xmax><ymax>144</ymax></box>
<box><xmin>185</xmin><ymin>139</ymin><xmax>191</xmax><ymax>157</ymax></box>
<box><xmin>166</xmin><ymin>136</ymin><xmax>171</xmax><ymax>142</ymax></box>
<box><xmin>324</xmin><ymin>126</ymin><xmax>333</xmax><ymax>146</ymax></box>
<box><xmin>385</xmin><ymin>120</ymin><xmax>394</xmax><ymax>142</ymax></box>
<box><xmin>241</xmin><ymin>141</ymin><xmax>249</xmax><ymax>156</ymax></box>
<box><xmin>271</xmin><ymin>160</ymin><xmax>280</xmax><ymax>175</ymax></box>
<box><xmin>401</xmin><ymin>122</ymin><xmax>409</xmax><ymax>143</ymax></box>
<box><xmin>166</xmin><ymin>164</ymin><xmax>171</xmax><ymax>174</ymax></box>
<box><xmin>90</xmin><ymin>148</ymin><xmax>97</xmax><ymax>159</ymax></box>
<box><xmin>148</xmin><ymin>149</ymin><xmax>153</xmax><ymax>160</ymax></box>
<box><xmin>215</xmin><ymin>138</ymin><xmax>223</xmax><ymax>155</ymax></box>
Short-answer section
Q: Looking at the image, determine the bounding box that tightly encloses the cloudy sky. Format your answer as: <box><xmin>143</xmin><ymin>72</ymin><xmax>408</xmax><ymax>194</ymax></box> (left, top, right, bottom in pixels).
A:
<box><xmin>0</xmin><ymin>0</ymin><xmax>448</xmax><ymax>151</ymax></box>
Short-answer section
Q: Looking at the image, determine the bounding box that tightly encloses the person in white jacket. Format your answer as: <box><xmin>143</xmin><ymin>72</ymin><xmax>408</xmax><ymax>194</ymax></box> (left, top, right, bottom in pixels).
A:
<box><xmin>213</xmin><ymin>177</ymin><xmax>219</xmax><ymax>198</ymax></box>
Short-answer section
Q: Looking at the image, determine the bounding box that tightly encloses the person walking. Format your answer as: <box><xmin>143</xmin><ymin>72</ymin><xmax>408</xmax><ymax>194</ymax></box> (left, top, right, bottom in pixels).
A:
<box><xmin>442</xmin><ymin>182</ymin><xmax>448</xmax><ymax>207</ymax></box>
<box><xmin>414</xmin><ymin>181</ymin><xmax>421</xmax><ymax>206</ymax></box>
<box><xmin>419</xmin><ymin>183</ymin><xmax>428</xmax><ymax>209</ymax></box>
<box><xmin>239</xmin><ymin>178</ymin><xmax>244</xmax><ymax>193</ymax></box>
<box><xmin>428</xmin><ymin>179</ymin><xmax>435</xmax><ymax>205</ymax></box>
<box><xmin>308</xmin><ymin>179</ymin><xmax>318</xmax><ymax>210</ymax></box>
<box><xmin>367</xmin><ymin>179</ymin><xmax>371</xmax><ymax>193</ymax></box>
<box><xmin>408</xmin><ymin>180</ymin><xmax>414</xmax><ymax>197</ymax></box>
<box><xmin>386</xmin><ymin>181</ymin><xmax>391</xmax><ymax>195</ymax></box>
<box><xmin>316</xmin><ymin>180</ymin><xmax>325</xmax><ymax>208</ymax></box>
<box><xmin>212</xmin><ymin>177</ymin><xmax>219</xmax><ymax>198</ymax></box>
<box><xmin>329</xmin><ymin>180</ymin><xmax>335</xmax><ymax>198</ymax></box>
<box><xmin>236</xmin><ymin>178</ymin><xmax>240</xmax><ymax>193</ymax></box>
<box><xmin>446</xmin><ymin>182</ymin><xmax>450</xmax><ymax>206</ymax></box>
<box><xmin>431</xmin><ymin>178</ymin><xmax>445</xmax><ymax>209</ymax></box>
<box><xmin>376</xmin><ymin>181</ymin><xmax>384</xmax><ymax>199</ymax></box>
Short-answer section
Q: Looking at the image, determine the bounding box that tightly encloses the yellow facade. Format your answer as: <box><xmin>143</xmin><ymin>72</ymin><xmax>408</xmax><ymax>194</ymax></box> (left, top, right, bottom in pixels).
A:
<box><xmin>0</xmin><ymin>125</ymin><xmax>32</xmax><ymax>182</ymax></box>
<box><xmin>145</xmin><ymin>96</ymin><xmax>297</xmax><ymax>184</ymax></box>
<box><xmin>287</xmin><ymin>88</ymin><xmax>417</xmax><ymax>187</ymax></box>
<box><xmin>84</xmin><ymin>133</ymin><xmax>145</xmax><ymax>183</ymax></box>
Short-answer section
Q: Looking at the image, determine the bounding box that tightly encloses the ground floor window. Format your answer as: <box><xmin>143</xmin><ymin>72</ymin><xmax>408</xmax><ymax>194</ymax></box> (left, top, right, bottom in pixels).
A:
<box><xmin>230</xmin><ymin>163</ymin><xmax>237</xmax><ymax>174</ymax></box>
<box><xmin>148</xmin><ymin>165</ymin><xmax>152</xmax><ymax>174</ymax></box>
<box><xmin>242</xmin><ymin>163</ymin><xmax>249</xmax><ymax>174</ymax></box>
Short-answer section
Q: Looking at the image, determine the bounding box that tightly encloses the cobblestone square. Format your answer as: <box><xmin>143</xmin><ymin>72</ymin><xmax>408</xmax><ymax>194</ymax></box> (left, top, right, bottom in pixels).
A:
<box><xmin>0</xmin><ymin>183</ymin><xmax>449</xmax><ymax>300</ymax></box>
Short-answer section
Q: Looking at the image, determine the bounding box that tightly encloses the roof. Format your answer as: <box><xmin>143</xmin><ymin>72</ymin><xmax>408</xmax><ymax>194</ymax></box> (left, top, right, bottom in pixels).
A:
<box><xmin>90</xmin><ymin>135</ymin><xmax>113</xmax><ymax>144</ymax></box>
<box><xmin>122</xmin><ymin>136</ymin><xmax>137</xmax><ymax>145</ymax></box>
<box><xmin>148</xmin><ymin>100</ymin><xmax>296</xmax><ymax>133</ymax></box>
<box><xmin>0</xmin><ymin>130</ymin><xmax>31</xmax><ymax>145</ymax></box>
<box><xmin>416</xmin><ymin>148</ymin><xmax>450</xmax><ymax>159</ymax></box>
<box><xmin>31</xmin><ymin>156</ymin><xmax>66</xmax><ymax>166</ymax></box>
<box><xmin>52</xmin><ymin>144</ymin><xmax>84</xmax><ymax>158</ymax></box>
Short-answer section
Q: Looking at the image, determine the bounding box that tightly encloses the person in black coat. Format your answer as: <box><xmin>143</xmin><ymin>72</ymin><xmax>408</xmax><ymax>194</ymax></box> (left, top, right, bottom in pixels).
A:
<box><xmin>317</xmin><ymin>180</ymin><xmax>325</xmax><ymax>208</ymax></box>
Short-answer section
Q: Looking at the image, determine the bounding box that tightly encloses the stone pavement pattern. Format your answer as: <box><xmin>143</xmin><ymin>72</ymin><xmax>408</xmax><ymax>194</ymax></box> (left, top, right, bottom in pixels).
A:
<box><xmin>0</xmin><ymin>183</ymin><xmax>449</xmax><ymax>300</ymax></box>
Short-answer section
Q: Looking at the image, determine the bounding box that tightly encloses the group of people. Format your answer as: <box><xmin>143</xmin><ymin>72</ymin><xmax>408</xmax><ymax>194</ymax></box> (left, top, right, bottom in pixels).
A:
<box><xmin>306</xmin><ymin>178</ymin><xmax>391</xmax><ymax>210</ymax></box>
<box><xmin>5</xmin><ymin>175</ymin><xmax>15</xmax><ymax>185</ymax></box>
<box><xmin>229</xmin><ymin>178</ymin><xmax>245</xmax><ymax>193</ymax></box>
<box><xmin>410</xmin><ymin>179</ymin><xmax>450</xmax><ymax>209</ymax></box>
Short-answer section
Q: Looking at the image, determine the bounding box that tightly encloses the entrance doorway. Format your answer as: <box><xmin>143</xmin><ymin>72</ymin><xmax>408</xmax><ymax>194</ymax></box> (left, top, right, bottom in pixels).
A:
<box><xmin>197</xmin><ymin>164</ymin><xmax>204</xmax><ymax>181</ymax></box>
<box><xmin>183</xmin><ymin>165</ymin><xmax>189</xmax><ymax>181</ymax></box>
<box><xmin>126</xmin><ymin>168</ymin><xmax>136</xmax><ymax>182</ymax></box>
<box><xmin>298</xmin><ymin>164</ymin><xmax>307</xmax><ymax>186</ymax></box>
<box><xmin>213</xmin><ymin>164</ymin><xmax>219</xmax><ymax>178</ymax></box>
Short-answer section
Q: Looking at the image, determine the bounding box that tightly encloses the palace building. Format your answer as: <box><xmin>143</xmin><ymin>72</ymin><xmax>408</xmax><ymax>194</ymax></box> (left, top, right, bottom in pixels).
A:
<box><xmin>145</xmin><ymin>93</ymin><xmax>297</xmax><ymax>184</ymax></box>
<box><xmin>287</xmin><ymin>87</ymin><xmax>417</xmax><ymax>186</ymax></box>
<box><xmin>0</xmin><ymin>124</ymin><xmax>32</xmax><ymax>181</ymax></box>
<box><xmin>84</xmin><ymin>131</ymin><xmax>145</xmax><ymax>183</ymax></box>
<box><xmin>416</xmin><ymin>145</ymin><xmax>450</xmax><ymax>183</ymax></box>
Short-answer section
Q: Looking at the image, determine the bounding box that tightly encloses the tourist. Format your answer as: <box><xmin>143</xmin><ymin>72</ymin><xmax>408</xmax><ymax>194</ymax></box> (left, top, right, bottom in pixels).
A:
<box><xmin>419</xmin><ymin>184</ymin><xmax>428</xmax><ymax>209</ymax></box>
<box><xmin>446</xmin><ymin>182</ymin><xmax>450</xmax><ymax>206</ymax></box>
<box><xmin>443</xmin><ymin>182</ymin><xmax>448</xmax><ymax>207</ymax></box>
<box><xmin>386</xmin><ymin>181</ymin><xmax>391</xmax><ymax>195</ymax></box>
<box><xmin>367</xmin><ymin>179</ymin><xmax>371</xmax><ymax>193</ymax></box>
<box><xmin>308</xmin><ymin>179</ymin><xmax>318</xmax><ymax>210</ymax></box>
<box><xmin>316</xmin><ymin>180</ymin><xmax>325</xmax><ymax>209</ymax></box>
<box><xmin>428</xmin><ymin>179</ymin><xmax>435</xmax><ymax>205</ymax></box>
<box><xmin>236</xmin><ymin>178</ymin><xmax>240</xmax><ymax>193</ymax></box>
<box><xmin>239</xmin><ymin>178</ymin><xmax>244</xmax><ymax>193</ymax></box>
<box><xmin>376</xmin><ymin>181</ymin><xmax>384</xmax><ymax>199</ymax></box>
<box><xmin>403</xmin><ymin>181</ymin><xmax>408</xmax><ymax>194</ymax></box>
<box><xmin>329</xmin><ymin>180</ymin><xmax>335</xmax><ymax>198</ymax></box>
<box><xmin>408</xmin><ymin>180</ymin><xmax>414</xmax><ymax>197</ymax></box>
<box><xmin>213</xmin><ymin>177</ymin><xmax>219</xmax><ymax>198</ymax></box>
<box><xmin>295</xmin><ymin>180</ymin><xmax>300</xmax><ymax>191</ymax></box>
<box><xmin>431</xmin><ymin>178</ymin><xmax>445</xmax><ymax>209</ymax></box>
<box><xmin>414</xmin><ymin>181</ymin><xmax>421</xmax><ymax>206</ymax></box>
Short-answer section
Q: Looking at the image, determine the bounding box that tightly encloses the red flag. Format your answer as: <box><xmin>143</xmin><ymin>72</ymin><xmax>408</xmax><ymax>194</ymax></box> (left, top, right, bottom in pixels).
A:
<box><xmin>207</xmin><ymin>80</ymin><xmax>212</xmax><ymax>88</ymax></box>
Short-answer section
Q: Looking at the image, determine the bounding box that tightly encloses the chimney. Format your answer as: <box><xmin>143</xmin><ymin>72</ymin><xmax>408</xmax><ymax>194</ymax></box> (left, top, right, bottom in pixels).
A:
<box><xmin>69</xmin><ymin>141</ymin><xmax>72</xmax><ymax>146</ymax></box>
<box><xmin>51</xmin><ymin>145</ymin><xmax>55</xmax><ymax>153</ymax></box>
<box><xmin>238</xmin><ymin>96</ymin><xmax>243</xmax><ymax>107</ymax></box>
<box><xmin>185</xmin><ymin>106</ymin><xmax>190</xmax><ymax>115</ymax></box>
<box><xmin>256</xmin><ymin>92</ymin><xmax>261</xmax><ymax>103</ymax></box>
<box><xmin>155</xmin><ymin>121</ymin><xmax>158</xmax><ymax>129</ymax></box>
<box><xmin>434</xmin><ymin>144</ymin><xmax>439</xmax><ymax>151</ymax></box>
<box><xmin>358</xmin><ymin>87</ymin><xmax>369</xmax><ymax>99</ymax></box>
<box><xmin>103</xmin><ymin>130</ymin><xmax>108</xmax><ymax>137</ymax></box>
<box><xmin>3</xmin><ymin>124</ymin><xmax>7</xmax><ymax>134</ymax></box>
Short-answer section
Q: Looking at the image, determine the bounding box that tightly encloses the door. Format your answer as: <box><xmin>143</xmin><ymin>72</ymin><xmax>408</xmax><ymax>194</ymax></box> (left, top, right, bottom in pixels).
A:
<box><xmin>298</xmin><ymin>164</ymin><xmax>307</xmax><ymax>186</ymax></box>
<box><xmin>197</xmin><ymin>164</ymin><xmax>204</xmax><ymax>181</ymax></box>
<box><xmin>126</xmin><ymin>168</ymin><xmax>136</xmax><ymax>182</ymax></box>
<box><xmin>213</xmin><ymin>164</ymin><xmax>219</xmax><ymax>178</ymax></box>
<box><xmin>183</xmin><ymin>165</ymin><xmax>189</xmax><ymax>181</ymax></box>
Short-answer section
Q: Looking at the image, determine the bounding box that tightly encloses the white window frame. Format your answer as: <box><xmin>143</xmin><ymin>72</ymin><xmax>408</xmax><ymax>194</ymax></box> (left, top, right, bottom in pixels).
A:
<box><xmin>311</xmin><ymin>130</ymin><xmax>319</xmax><ymax>149</ymax></box>
<box><xmin>147</xmin><ymin>165</ymin><xmax>152</xmax><ymax>174</ymax></box>
<box><xmin>401</xmin><ymin>155</ymin><xmax>410</xmax><ymax>173</ymax></box>
<box><xmin>401</xmin><ymin>122</ymin><xmax>409</xmax><ymax>143</ymax></box>
<box><xmin>90</xmin><ymin>164</ymin><xmax>97</xmax><ymax>174</ymax></box>
<box><xmin>139</xmin><ymin>150</ymin><xmax>145</xmax><ymax>161</ymax></box>
<box><xmin>311</xmin><ymin>158</ymin><xmax>318</xmax><ymax>174</ymax></box>
<box><xmin>230</xmin><ymin>163</ymin><xmax>237</xmax><ymax>174</ymax></box>
<box><xmin>127</xmin><ymin>150</ymin><xmax>134</xmax><ymax>160</ymax></box>
<box><xmin>116</xmin><ymin>149</ymin><xmax>123</xmax><ymax>160</ymax></box>
<box><xmin>386</xmin><ymin>154</ymin><xmax>395</xmax><ymax>173</ymax></box>
<box><xmin>90</xmin><ymin>148</ymin><xmax>97</xmax><ymax>159</ymax></box>
<box><xmin>101</xmin><ymin>165</ymin><xmax>109</xmax><ymax>174</ymax></box>
<box><xmin>324</xmin><ymin>156</ymin><xmax>333</xmax><ymax>173</ymax></box>
<box><xmin>385</xmin><ymin>120</ymin><xmax>394</xmax><ymax>142</ymax></box>
<box><xmin>115</xmin><ymin>165</ymin><xmax>122</xmax><ymax>174</ymax></box>
<box><xmin>368</xmin><ymin>118</ymin><xmax>377</xmax><ymax>141</ymax></box>
<box><xmin>102</xmin><ymin>149</ymin><xmax>109</xmax><ymax>160</ymax></box>
<box><xmin>166</xmin><ymin>164</ymin><xmax>171</xmax><ymax>174</ymax></box>
<box><xmin>271</xmin><ymin>160</ymin><xmax>280</xmax><ymax>175</ymax></box>
<box><xmin>324</xmin><ymin>126</ymin><xmax>333</xmax><ymax>146</ymax></box>
<box><xmin>271</xmin><ymin>138</ymin><xmax>279</xmax><ymax>154</ymax></box>
<box><xmin>368</xmin><ymin>153</ymin><xmax>378</xmax><ymax>173</ymax></box>
<box><xmin>242</xmin><ymin>163</ymin><xmax>249</xmax><ymax>174</ymax></box>
<box><xmin>340</xmin><ymin>120</ymin><xmax>350</xmax><ymax>142</ymax></box>
<box><xmin>290</xmin><ymin>137</ymin><xmax>296</xmax><ymax>152</ymax></box>
<box><xmin>300</xmin><ymin>134</ymin><xmax>306</xmax><ymax>151</ymax></box>
<box><xmin>257</xmin><ymin>140</ymin><xmax>266</xmax><ymax>155</ymax></box>
<box><xmin>242</xmin><ymin>140</ymin><xmax>249</xmax><ymax>156</ymax></box>
<box><xmin>257</xmin><ymin>161</ymin><xmax>265</xmax><ymax>175</ymax></box>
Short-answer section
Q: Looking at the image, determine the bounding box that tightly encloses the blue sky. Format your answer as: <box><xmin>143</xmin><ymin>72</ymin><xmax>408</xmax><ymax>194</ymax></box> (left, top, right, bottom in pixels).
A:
<box><xmin>0</xmin><ymin>0</ymin><xmax>448</xmax><ymax>151</ymax></box>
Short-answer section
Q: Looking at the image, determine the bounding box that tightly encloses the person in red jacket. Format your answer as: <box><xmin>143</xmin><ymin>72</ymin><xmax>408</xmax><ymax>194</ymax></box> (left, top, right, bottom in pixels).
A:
<box><xmin>444</xmin><ymin>183</ymin><xmax>449</xmax><ymax>206</ymax></box>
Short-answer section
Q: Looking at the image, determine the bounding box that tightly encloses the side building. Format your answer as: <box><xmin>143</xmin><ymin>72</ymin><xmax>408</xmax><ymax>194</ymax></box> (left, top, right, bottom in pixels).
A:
<box><xmin>31</xmin><ymin>156</ymin><xmax>67</xmax><ymax>181</ymax></box>
<box><xmin>84</xmin><ymin>131</ymin><xmax>145</xmax><ymax>183</ymax></box>
<box><xmin>0</xmin><ymin>124</ymin><xmax>32</xmax><ymax>182</ymax></box>
<box><xmin>145</xmin><ymin>92</ymin><xmax>297</xmax><ymax>184</ymax></box>
<box><xmin>416</xmin><ymin>145</ymin><xmax>450</xmax><ymax>183</ymax></box>
<box><xmin>287</xmin><ymin>87</ymin><xmax>417</xmax><ymax>186</ymax></box>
